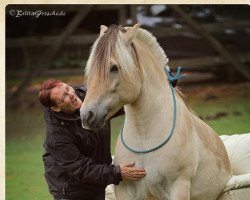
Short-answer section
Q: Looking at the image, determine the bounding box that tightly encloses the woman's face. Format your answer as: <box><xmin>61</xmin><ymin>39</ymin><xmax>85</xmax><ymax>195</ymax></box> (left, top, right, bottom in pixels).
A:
<box><xmin>50</xmin><ymin>83</ymin><xmax>82</xmax><ymax>113</ymax></box>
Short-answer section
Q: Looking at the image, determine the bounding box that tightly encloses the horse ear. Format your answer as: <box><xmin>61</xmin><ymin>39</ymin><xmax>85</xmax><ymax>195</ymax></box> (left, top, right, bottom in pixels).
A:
<box><xmin>124</xmin><ymin>23</ymin><xmax>140</xmax><ymax>45</ymax></box>
<box><xmin>100</xmin><ymin>25</ymin><xmax>108</xmax><ymax>37</ymax></box>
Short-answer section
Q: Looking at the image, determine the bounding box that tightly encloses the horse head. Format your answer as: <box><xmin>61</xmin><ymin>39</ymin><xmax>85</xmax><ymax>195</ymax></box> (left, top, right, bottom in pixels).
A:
<box><xmin>80</xmin><ymin>24</ymin><xmax>143</xmax><ymax>130</ymax></box>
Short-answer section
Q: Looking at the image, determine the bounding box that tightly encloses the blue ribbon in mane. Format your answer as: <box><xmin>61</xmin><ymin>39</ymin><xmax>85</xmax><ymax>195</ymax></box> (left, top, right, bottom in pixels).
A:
<box><xmin>120</xmin><ymin>67</ymin><xmax>186</xmax><ymax>154</ymax></box>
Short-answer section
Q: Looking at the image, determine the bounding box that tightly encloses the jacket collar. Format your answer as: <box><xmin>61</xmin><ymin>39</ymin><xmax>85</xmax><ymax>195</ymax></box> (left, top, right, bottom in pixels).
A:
<box><xmin>51</xmin><ymin>109</ymin><xmax>81</xmax><ymax>122</ymax></box>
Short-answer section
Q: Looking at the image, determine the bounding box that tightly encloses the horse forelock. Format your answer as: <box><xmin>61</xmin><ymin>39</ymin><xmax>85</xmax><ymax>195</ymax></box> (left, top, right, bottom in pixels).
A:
<box><xmin>85</xmin><ymin>25</ymin><xmax>120</xmax><ymax>85</ymax></box>
<box><xmin>85</xmin><ymin>25</ymin><xmax>143</xmax><ymax>86</ymax></box>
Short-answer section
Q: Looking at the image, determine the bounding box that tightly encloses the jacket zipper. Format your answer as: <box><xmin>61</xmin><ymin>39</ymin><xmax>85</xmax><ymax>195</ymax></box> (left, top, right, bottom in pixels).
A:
<box><xmin>62</xmin><ymin>182</ymin><xmax>66</xmax><ymax>195</ymax></box>
<box><xmin>62</xmin><ymin>177</ymin><xmax>71</xmax><ymax>195</ymax></box>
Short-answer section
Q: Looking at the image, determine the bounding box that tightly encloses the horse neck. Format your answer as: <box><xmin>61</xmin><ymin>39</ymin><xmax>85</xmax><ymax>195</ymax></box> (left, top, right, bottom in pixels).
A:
<box><xmin>124</xmin><ymin>53</ymin><xmax>175</xmax><ymax>139</ymax></box>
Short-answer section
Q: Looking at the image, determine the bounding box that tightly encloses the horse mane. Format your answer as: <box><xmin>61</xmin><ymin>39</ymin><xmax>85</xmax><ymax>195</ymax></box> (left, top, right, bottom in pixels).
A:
<box><xmin>133</xmin><ymin>27</ymin><xmax>169</xmax><ymax>69</ymax></box>
<box><xmin>134</xmin><ymin>28</ymin><xmax>194</xmax><ymax>112</ymax></box>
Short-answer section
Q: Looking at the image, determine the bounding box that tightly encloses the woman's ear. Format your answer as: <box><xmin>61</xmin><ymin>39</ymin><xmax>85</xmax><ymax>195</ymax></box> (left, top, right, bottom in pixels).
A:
<box><xmin>51</xmin><ymin>106</ymin><xmax>61</xmax><ymax>112</ymax></box>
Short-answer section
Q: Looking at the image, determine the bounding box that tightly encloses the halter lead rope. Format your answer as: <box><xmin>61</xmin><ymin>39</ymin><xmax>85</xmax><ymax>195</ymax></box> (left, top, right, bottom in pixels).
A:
<box><xmin>120</xmin><ymin>67</ymin><xmax>186</xmax><ymax>154</ymax></box>
<box><xmin>166</xmin><ymin>67</ymin><xmax>186</xmax><ymax>83</ymax></box>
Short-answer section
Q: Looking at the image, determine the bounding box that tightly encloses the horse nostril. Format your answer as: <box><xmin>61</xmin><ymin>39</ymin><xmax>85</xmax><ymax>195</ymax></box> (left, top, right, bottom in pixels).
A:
<box><xmin>88</xmin><ymin>110</ymin><xmax>93</xmax><ymax>119</ymax></box>
<box><xmin>87</xmin><ymin>110</ymin><xmax>95</xmax><ymax>125</ymax></box>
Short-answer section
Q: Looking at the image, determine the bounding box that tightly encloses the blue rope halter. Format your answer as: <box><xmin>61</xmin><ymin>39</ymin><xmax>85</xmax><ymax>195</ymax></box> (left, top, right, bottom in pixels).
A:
<box><xmin>120</xmin><ymin>67</ymin><xmax>186</xmax><ymax>154</ymax></box>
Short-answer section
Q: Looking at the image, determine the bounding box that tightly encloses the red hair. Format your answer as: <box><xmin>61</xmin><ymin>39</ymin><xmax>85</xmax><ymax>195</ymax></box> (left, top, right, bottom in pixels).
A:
<box><xmin>39</xmin><ymin>79</ymin><xmax>62</xmax><ymax>107</ymax></box>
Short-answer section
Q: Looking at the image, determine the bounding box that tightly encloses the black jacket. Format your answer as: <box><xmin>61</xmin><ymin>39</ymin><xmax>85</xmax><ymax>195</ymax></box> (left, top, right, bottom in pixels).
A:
<box><xmin>42</xmin><ymin>86</ymin><xmax>122</xmax><ymax>200</ymax></box>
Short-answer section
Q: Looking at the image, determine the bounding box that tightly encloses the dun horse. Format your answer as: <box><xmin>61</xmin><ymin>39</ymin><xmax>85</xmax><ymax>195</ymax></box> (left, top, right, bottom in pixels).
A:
<box><xmin>80</xmin><ymin>24</ymin><xmax>232</xmax><ymax>200</ymax></box>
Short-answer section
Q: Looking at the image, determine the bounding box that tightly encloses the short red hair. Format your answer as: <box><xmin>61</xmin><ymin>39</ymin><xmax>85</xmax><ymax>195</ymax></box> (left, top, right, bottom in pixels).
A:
<box><xmin>39</xmin><ymin>79</ymin><xmax>63</xmax><ymax>107</ymax></box>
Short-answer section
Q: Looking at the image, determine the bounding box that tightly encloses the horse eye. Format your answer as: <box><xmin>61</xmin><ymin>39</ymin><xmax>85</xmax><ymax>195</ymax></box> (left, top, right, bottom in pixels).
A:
<box><xmin>110</xmin><ymin>65</ymin><xmax>119</xmax><ymax>73</ymax></box>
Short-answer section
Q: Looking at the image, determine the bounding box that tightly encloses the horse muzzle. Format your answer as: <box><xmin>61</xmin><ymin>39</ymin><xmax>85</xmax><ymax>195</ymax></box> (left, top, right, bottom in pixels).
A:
<box><xmin>80</xmin><ymin>102</ymin><xmax>108</xmax><ymax>130</ymax></box>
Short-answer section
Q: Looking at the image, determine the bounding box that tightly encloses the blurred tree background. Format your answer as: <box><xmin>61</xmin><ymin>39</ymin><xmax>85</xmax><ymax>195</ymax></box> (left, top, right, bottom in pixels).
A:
<box><xmin>5</xmin><ymin>4</ymin><xmax>250</xmax><ymax>200</ymax></box>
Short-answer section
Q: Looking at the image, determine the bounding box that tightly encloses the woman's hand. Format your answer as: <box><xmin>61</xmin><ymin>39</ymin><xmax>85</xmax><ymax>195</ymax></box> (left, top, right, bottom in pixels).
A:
<box><xmin>119</xmin><ymin>162</ymin><xmax>147</xmax><ymax>181</ymax></box>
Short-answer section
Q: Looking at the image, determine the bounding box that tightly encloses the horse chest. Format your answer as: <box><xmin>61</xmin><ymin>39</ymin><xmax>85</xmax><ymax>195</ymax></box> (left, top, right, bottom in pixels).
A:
<box><xmin>118</xmin><ymin>171</ymin><xmax>169</xmax><ymax>200</ymax></box>
<box><xmin>117</xmin><ymin>159</ymin><xmax>170</xmax><ymax>199</ymax></box>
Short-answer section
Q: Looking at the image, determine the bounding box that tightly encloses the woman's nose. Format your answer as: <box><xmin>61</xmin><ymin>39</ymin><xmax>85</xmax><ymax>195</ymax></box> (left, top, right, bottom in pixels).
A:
<box><xmin>69</xmin><ymin>92</ymin><xmax>75</xmax><ymax>99</ymax></box>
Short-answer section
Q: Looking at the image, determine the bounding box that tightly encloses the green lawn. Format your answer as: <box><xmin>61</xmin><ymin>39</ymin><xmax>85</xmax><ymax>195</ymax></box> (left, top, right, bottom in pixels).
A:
<box><xmin>191</xmin><ymin>97</ymin><xmax>250</xmax><ymax>135</ymax></box>
<box><xmin>6</xmin><ymin>95</ymin><xmax>250</xmax><ymax>200</ymax></box>
<box><xmin>6</xmin><ymin>109</ymin><xmax>51</xmax><ymax>200</ymax></box>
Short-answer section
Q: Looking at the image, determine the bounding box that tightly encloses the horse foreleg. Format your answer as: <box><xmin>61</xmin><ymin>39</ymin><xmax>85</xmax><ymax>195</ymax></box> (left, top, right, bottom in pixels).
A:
<box><xmin>169</xmin><ymin>178</ymin><xmax>191</xmax><ymax>200</ymax></box>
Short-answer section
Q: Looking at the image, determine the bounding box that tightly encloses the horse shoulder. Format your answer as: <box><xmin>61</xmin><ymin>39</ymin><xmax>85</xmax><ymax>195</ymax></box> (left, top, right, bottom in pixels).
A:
<box><xmin>190</xmin><ymin>113</ymin><xmax>231</xmax><ymax>174</ymax></box>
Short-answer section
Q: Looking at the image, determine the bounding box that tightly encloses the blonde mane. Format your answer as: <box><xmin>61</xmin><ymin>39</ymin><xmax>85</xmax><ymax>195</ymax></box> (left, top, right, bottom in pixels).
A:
<box><xmin>134</xmin><ymin>27</ymin><xmax>169</xmax><ymax>69</ymax></box>
<box><xmin>85</xmin><ymin>25</ymin><xmax>169</xmax><ymax>85</ymax></box>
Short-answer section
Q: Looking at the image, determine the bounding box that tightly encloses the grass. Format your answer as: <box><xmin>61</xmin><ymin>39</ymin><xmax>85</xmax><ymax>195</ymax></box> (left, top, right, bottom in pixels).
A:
<box><xmin>6</xmin><ymin>109</ymin><xmax>51</xmax><ymax>200</ymax></box>
<box><xmin>6</xmin><ymin>136</ymin><xmax>50</xmax><ymax>200</ymax></box>
<box><xmin>6</xmin><ymin>93</ymin><xmax>250</xmax><ymax>200</ymax></box>
<box><xmin>191</xmin><ymin>97</ymin><xmax>250</xmax><ymax>135</ymax></box>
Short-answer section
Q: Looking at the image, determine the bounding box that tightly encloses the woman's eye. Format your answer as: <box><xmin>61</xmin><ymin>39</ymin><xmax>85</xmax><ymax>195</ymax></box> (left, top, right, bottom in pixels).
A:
<box><xmin>110</xmin><ymin>65</ymin><xmax>119</xmax><ymax>73</ymax></box>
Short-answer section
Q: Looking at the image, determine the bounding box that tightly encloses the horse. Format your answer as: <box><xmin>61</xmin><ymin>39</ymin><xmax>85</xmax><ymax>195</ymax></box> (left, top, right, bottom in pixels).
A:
<box><xmin>80</xmin><ymin>24</ymin><xmax>232</xmax><ymax>200</ymax></box>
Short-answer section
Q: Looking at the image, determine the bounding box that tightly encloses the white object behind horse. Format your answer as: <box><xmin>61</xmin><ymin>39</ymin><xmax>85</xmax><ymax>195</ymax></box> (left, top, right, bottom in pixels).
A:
<box><xmin>221</xmin><ymin>133</ymin><xmax>250</xmax><ymax>198</ymax></box>
<box><xmin>218</xmin><ymin>133</ymin><xmax>250</xmax><ymax>200</ymax></box>
<box><xmin>220</xmin><ymin>133</ymin><xmax>250</xmax><ymax>175</ymax></box>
